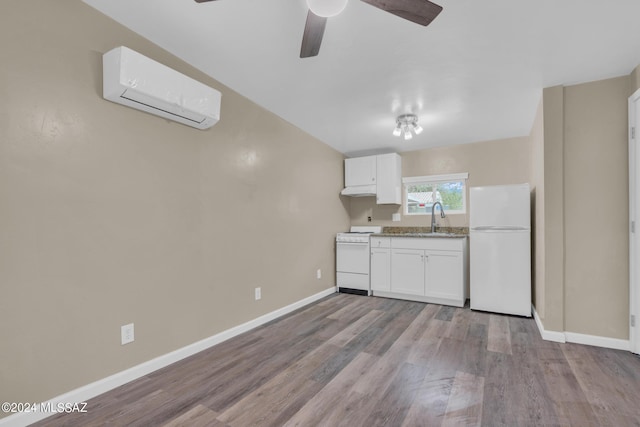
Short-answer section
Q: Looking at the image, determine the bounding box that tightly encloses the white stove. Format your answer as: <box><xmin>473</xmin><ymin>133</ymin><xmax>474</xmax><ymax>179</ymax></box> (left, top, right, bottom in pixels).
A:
<box><xmin>336</xmin><ymin>226</ymin><xmax>383</xmax><ymax>243</ymax></box>
<box><xmin>336</xmin><ymin>226</ymin><xmax>382</xmax><ymax>295</ymax></box>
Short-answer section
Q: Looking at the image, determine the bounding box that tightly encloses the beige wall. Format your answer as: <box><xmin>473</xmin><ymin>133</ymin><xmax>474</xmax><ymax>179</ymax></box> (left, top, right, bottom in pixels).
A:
<box><xmin>537</xmin><ymin>76</ymin><xmax>632</xmax><ymax>339</ymax></box>
<box><xmin>632</xmin><ymin>64</ymin><xmax>640</xmax><ymax>93</ymax></box>
<box><xmin>563</xmin><ymin>76</ymin><xmax>630</xmax><ymax>338</ymax></box>
<box><xmin>350</xmin><ymin>137</ymin><xmax>531</xmax><ymax>227</ymax></box>
<box><xmin>541</xmin><ymin>86</ymin><xmax>566</xmax><ymax>332</ymax></box>
<box><xmin>0</xmin><ymin>0</ymin><xmax>350</xmax><ymax>410</ymax></box>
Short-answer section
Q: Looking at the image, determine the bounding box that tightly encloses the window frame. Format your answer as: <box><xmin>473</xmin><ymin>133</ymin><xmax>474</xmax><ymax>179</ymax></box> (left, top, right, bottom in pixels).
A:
<box><xmin>402</xmin><ymin>173</ymin><xmax>469</xmax><ymax>216</ymax></box>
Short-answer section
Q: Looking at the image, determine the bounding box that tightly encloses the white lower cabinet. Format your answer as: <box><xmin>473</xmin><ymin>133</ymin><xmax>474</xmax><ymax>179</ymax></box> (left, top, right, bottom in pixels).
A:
<box><xmin>370</xmin><ymin>237</ymin><xmax>391</xmax><ymax>292</ymax></box>
<box><xmin>391</xmin><ymin>249</ymin><xmax>425</xmax><ymax>295</ymax></box>
<box><xmin>425</xmin><ymin>250</ymin><xmax>463</xmax><ymax>302</ymax></box>
<box><xmin>371</xmin><ymin>236</ymin><xmax>468</xmax><ymax>307</ymax></box>
<box><xmin>370</xmin><ymin>248</ymin><xmax>391</xmax><ymax>291</ymax></box>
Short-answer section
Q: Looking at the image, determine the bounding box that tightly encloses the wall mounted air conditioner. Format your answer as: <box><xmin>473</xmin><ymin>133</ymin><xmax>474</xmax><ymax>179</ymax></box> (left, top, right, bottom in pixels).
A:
<box><xmin>102</xmin><ymin>46</ymin><xmax>221</xmax><ymax>130</ymax></box>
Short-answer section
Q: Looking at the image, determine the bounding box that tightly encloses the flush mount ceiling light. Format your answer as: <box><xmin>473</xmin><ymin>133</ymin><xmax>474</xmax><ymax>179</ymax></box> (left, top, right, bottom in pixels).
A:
<box><xmin>393</xmin><ymin>114</ymin><xmax>423</xmax><ymax>140</ymax></box>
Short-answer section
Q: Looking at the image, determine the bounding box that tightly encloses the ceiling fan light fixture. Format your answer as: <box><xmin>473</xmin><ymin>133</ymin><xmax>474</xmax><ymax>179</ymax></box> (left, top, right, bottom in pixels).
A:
<box><xmin>200</xmin><ymin>0</ymin><xmax>443</xmax><ymax>59</ymax></box>
<box><xmin>393</xmin><ymin>124</ymin><xmax>402</xmax><ymax>137</ymax></box>
<box><xmin>306</xmin><ymin>0</ymin><xmax>348</xmax><ymax>17</ymax></box>
<box><xmin>413</xmin><ymin>123</ymin><xmax>423</xmax><ymax>135</ymax></box>
<box><xmin>403</xmin><ymin>128</ymin><xmax>413</xmax><ymax>140</ymax></box>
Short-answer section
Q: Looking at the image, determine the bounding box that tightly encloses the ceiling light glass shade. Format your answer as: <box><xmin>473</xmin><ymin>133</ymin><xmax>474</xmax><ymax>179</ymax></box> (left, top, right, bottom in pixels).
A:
<box><xmin>306</xmin><ymin>0</ymin><xmax>348</xmax><ymax>17</ymax></box>
<box><xmin>394</xmin><ymin>113</ymin><xmax>422</xmax><ymax>140</ymax></box>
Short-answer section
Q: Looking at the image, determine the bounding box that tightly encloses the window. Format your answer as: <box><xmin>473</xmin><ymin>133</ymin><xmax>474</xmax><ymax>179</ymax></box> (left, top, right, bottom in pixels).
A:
<box><xmin>402</xmin><ymin>173</ymin><xmax>468</xmax><ymax>215</ymax></box>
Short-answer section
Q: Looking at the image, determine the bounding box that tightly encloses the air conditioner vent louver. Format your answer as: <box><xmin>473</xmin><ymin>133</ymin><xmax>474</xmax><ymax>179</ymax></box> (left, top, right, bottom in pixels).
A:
<box><xmin>119</xmin><ymin>89</ymin><xmax>207</xmax><ymax>124</ymax></box>
<box><xmin>103</xmin><ymin>46</ymin><xmax>221</xmax><ymax>130</ymax></box>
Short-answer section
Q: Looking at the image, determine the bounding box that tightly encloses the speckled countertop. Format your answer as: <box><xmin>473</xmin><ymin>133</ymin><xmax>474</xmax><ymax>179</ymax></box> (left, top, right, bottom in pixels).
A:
<box><xmin>372</xmin><ymin>226</ymin><xmax>469</xmax><ymax>238</ymax></box>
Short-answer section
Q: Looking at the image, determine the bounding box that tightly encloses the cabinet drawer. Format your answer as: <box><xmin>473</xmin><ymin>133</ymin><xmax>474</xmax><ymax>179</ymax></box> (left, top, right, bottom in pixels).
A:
<box><xmin>337</xmin><ymin>272</ymin><xmax>369</xmax><ymax>290</ymax></box>
<box><xmin>391</xmin><ymin>237</ymin><xmax>464</xmax><ymax>251</ymax></box>
<box><xmin>371</xmin><ymin>237</ymin><xmax>390</xmax><ymax>248</ymax></box>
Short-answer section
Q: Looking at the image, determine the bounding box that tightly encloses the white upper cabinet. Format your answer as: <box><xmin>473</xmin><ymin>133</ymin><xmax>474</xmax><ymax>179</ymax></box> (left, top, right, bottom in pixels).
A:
<box><xmin>342</xmin><ymin>153</ymin><xmax>401</xmax><ymax>204</ymax></box>
<box><xmin>345</xmin><ymin>155</ymin><xmax>377</xmax><ymax>187</ymax></box>
<box><xmin>375</xmin><ymin>153</ymin><xmax>401</xmax><ymax>205</ymax></box>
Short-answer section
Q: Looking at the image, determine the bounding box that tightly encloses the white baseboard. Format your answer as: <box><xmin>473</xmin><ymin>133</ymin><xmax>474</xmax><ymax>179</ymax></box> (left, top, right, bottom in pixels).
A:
<box><xmin>532</xmin><ymin>304</ymin><xmax>566</xmax><ymax>343</ymax></box>
<box><xmin>0</xmin><ymin>287</ymin><xmax>337</xmax><ymax>427</ymax></box>
<box><xmin>564</xmin><ymin>332</ymin><xmax>630</xmax><ymax>351</ymax></box>
<box><xmin>532</xmin><ymin>304</ymin><xmax>631</xmax><ymax>351</ymax></box>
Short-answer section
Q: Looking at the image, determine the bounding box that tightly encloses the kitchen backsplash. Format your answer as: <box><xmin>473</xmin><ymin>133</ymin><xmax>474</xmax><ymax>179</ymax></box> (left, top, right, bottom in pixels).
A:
<box><xmin>349</xmin><ymin>196</ymin><xmax>470</xmax><ymax>228</ymax></box>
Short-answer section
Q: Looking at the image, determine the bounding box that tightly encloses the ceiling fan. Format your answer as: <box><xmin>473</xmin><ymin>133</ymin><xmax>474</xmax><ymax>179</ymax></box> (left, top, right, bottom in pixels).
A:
<box><xmin>194</xmin><ymin>0</ymin><xmax>443</xmax><ymax>58</ymax></box>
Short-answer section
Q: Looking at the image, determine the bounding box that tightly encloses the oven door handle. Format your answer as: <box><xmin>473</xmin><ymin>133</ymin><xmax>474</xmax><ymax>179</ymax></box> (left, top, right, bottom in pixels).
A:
<box><xmin>336</xmin><ymin>241</ymin><xmax>369</xmax><ymax>246</ymax></box>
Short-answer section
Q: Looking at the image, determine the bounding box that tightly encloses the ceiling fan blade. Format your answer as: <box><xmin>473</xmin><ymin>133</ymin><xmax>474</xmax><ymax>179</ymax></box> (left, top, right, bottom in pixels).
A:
<box><xmin>300</xmin><ymin>10</ymin><xmax>327</xmax><ymax>58</ymax></box>
<box><xmin>361</xmin><ymin>0</ymin><xmax>442</xmax><ymax>26</ymax></box>
<box><xmin>194</xmin><ymin>0</ymin><xmax>218</xmax><ymax>3</ymax></box>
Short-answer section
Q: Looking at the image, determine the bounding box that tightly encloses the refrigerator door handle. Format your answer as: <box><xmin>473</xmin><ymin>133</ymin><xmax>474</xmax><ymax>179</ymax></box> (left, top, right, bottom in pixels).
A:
<box><xmin>471</xmin><ymin>226</ymin><xmax>529</xmax><ymax>232</ymax></box>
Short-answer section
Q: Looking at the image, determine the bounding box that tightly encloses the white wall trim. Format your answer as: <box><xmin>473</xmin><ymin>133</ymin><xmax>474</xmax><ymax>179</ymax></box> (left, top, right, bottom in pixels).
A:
<box><xmin>402</xmin><ymin>172</ymin><xmax>469</xmax><ymax>184</ymax></box>
<box><xmin>532</xmin><ymin>304</ymin><xmax>631</xmax><ymax>350</ymax></box>
<box><xmin>564</xmin><ymin>332</ymin><xmax>630</xmax><ymax>351</ymax></box>
<box><xmin>629</xmin><ymin>88</ymin><xmax>640</xmax><ymax>355</ymax></box>
<box><xmin>532</xmin><ymin>304</ymin><xmax>566</xmax><ymax>343</ymax></box>
<box><xmin>0</xmin><ymin>287</ymin><xmax>337</xmax><ymax>427</ymax></box>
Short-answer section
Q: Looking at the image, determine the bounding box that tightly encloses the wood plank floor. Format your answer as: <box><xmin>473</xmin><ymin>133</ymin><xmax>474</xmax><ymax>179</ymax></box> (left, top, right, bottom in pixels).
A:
<box><xmin>33</xmin><ymin>294</ymin><xmax>640</xmax><ymax>426</ymax></box>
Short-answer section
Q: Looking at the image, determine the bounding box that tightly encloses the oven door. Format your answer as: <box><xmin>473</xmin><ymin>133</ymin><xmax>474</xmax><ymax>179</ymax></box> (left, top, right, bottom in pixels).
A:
<box><xmin>336</xmin><ymin>241</ymin><xmax>370</xmax><ymax>274</ymax></box>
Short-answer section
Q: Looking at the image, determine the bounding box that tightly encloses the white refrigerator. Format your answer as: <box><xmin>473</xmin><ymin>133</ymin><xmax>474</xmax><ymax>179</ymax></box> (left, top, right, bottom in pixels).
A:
<box><xmin>469</xmin><ymin>183</ymin><xmax>531</xmax><ymax>317</ymax></box>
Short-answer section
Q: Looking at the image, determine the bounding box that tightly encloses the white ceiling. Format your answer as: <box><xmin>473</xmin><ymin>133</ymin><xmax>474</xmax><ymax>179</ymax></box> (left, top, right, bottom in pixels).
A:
<box><xmin>83</xmin><ymin>0</ymin><xmax>640</xmax><ymax>156</ymax></box>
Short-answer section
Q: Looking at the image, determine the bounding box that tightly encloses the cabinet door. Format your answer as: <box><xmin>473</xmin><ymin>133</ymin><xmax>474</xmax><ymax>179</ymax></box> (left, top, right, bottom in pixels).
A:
<box><xmin>345</xmin><ymin>156</ymin><xmax>376</xmax><ymax>187</ymax></box>
<box><xmin>425</xmin><ymin>250</ymin><xmax>463</xmax><ymax>301</ymax></box>
<box><xmin>371</xmin><ymin>248</ymin><xmax>391</xmax><ymax>291</ymax></box>
<box><xmin>391</xmin><ymin>249</ymin><xmax>425</xmax><ymax>295</ymax></box>
<box><xmin>376</xmin><ymin>153</ymin><xmax>401</xmax><ymax>205</ymax></box>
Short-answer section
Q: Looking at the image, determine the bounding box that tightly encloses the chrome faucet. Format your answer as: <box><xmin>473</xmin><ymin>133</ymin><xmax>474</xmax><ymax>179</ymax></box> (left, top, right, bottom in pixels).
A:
<box><xmin>431</xmin><ymin>201</ymin><xmax>446</xmax><ymax>233</ymax></box>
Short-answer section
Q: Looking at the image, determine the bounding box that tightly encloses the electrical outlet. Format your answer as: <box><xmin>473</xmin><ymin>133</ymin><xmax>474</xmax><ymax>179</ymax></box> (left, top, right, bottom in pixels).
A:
<box><xmin>121</xmin><ymin>323</ymin><xmax>134</xmax><ymax>345</ymax></box>
<box><xmin>367</xmin><ymin>216</ymin><xmax>372</xmax><ymax>222</ymax></box>
<box><xmin>255</xmin><ymin>287</ymin><xmax>261</xmax><ymax>301</ymax></box>
<box><xmin>317</xmin><ymin>269</ymin><xmax>322</xmax><ymax>279</ymax></box>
